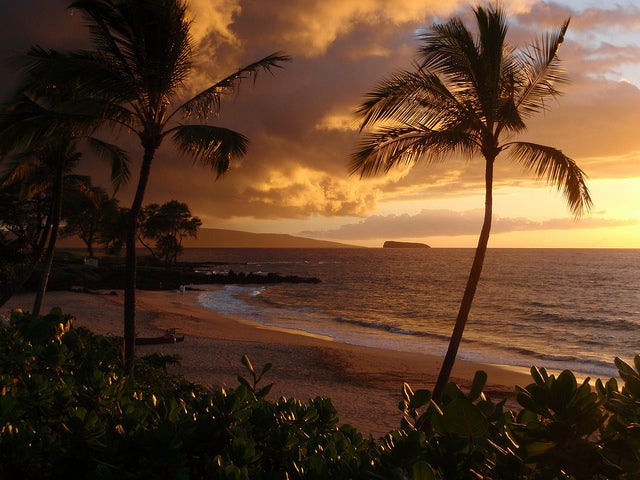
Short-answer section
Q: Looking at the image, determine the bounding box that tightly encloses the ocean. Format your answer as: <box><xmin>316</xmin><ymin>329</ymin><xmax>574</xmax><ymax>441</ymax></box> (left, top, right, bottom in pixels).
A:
<box><xmin>179</xmin><ymin>248</ymin><xmax>640</xmax><ymax>380</ymax></box>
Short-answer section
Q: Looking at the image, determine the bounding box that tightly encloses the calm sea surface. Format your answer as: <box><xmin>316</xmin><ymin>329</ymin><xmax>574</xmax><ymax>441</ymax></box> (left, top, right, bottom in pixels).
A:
<box><xmin>179</xmin><ymin>248</ymin><xmax>640</xmax><ymax>379</ymax></box>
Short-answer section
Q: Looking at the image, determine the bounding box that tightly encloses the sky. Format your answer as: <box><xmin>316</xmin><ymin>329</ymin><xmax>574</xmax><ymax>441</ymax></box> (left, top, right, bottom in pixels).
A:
<box><xmin>1</xmin><ymin>0</ymin><xmax>639</xmax><ymax>248</ymax></box>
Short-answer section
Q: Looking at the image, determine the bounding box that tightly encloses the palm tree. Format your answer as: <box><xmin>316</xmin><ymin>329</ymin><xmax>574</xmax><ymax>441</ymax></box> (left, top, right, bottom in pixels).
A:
<box><xmin>0</xmin><ymin>93</ymin><xmax>128</xmax><ymax>314</ymax></box>
<box><xmin>16</xmin><ymin>0</ymin><xmax>290</xmax><ymax>373</ymax></box>
<box><xmin>351</xmin><ymin>4</ymin><xmax>592</xmax><ymax>409</ymax></box>
<box><xmin>3</xmin><ymin>142</ymin><xmax>83</xmax><ymax>316</ymax></box>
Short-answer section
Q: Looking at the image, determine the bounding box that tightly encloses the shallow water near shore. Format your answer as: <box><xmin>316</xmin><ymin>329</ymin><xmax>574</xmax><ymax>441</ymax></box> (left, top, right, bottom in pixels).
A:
<box><xmin>181</xmin><ymin>248</ymin><xmax>639</xmax><ymax>379</ymax></box>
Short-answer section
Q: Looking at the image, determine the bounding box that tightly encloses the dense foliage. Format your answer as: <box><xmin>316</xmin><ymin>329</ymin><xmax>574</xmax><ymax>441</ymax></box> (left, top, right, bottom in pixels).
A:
<box><xmin>61</xmin><ymin>182</ymin><xmax>123</xmax><ymax>258</ymax></box>
<box><xmin>138</xmin><ymin>200</ymin><xmax>202</xmax><ymax>267</ymax></box>
<box><xmin>1</xmin><ymin>308</ymin><xmax>639</xmax><ymax>479</ymax></box>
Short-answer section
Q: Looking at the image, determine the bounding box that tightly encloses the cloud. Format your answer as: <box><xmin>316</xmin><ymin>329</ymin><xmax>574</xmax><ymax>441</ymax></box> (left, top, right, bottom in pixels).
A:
<box><xmin>228</xmin><ymin>0</ymin><xmax>471</xmax><ymax>59</ymax></box>
<box><xmin>188</xmin><ymin>0</ymin><xmax>242</xmax><ymax>47</ymax></box>
<box><xmin>86</xmin><ymin>0</ymin><xmax>640</xmax><ymax>226</ymax></box>
<box><xmin>302</xmin><ymin>209</ymin><xmax>640</xmax><ymax>239</ymax></box>
<box><xmin>2</xmin><ymin>0</ymin><xmax>639</xmax><ymax>238</ymax></box>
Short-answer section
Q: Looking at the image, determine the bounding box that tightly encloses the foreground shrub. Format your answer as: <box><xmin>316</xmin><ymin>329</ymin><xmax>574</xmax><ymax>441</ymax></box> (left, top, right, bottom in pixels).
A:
<box><xmin>2</xmin><ymin>307</ymin><xmax>640</xmax><ymax>479</ymax></box>
<box><xmin>399</xmin><ymin>363</ymin><xmax>640</xmax><ymax>479</ymax></box>
<box><xmin>0</xmin><ymin>309</ymin><xmax>372</xmax><ymax>479</ymax></box>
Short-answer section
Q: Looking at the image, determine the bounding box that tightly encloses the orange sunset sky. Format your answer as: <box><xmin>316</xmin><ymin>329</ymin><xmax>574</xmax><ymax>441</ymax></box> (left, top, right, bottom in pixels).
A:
<box><xmin>1</xmin><ymin>0</ymin><xmax>639</xmax><ymax>248</ymax></box>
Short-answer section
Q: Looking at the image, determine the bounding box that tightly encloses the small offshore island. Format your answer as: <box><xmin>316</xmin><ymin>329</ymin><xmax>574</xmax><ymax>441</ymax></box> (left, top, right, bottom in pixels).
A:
<box><xmin>383</xmin><ymin>240</ymin><xmax>431</xmax><ymax>249</ymax></box>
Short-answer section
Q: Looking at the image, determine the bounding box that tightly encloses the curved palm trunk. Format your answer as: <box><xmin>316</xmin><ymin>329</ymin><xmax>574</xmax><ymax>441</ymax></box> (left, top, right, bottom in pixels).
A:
<box><xmin>33</xmin><ymin>160</ymin><xmax>66</xmax><ymax>317</ymax></box>
<box><xmin>85</xmin><ymin>233</ymin><xmax>95</xmax><ymax>258</ymax></box>
<box><xmin>428</xmin><ymin>156</ymin><xmax>495</xmax><ymax>408</ymax></box>
<box><xmin>0</xmin><ymin>214</ymin><xmax>52</xmax><ymax>308</ymax></box>
<box><xmin>123</xmin><ymin>145</ymin><xmax>156</xmax><ymax>375</ymax></box>
<box><xmin>31</xmin><ymin>218</ymin><xmax>59</xmax><ymax>317</ymax></box>
<box><xmin>137</xmin><ymin>234</ymin><xmax>157</xmax><ymax>261</ymax></box>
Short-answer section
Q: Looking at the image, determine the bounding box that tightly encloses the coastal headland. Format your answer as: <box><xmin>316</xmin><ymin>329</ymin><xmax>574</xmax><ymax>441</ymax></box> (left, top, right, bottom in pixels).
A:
<box><xmin>6</xmin><ymin>289</ymin><xmax>532</xmax><ymax>437</ymax></box>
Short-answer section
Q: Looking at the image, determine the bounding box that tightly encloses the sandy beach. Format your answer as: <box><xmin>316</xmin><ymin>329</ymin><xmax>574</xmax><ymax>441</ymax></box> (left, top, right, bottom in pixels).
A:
<box><xmin>5</xmin><ymin>289</ymin><xmax>533</xmax><ymax>438</ymax></box>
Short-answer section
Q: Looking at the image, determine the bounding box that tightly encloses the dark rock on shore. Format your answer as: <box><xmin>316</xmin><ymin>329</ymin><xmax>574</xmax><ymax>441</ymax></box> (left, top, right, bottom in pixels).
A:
<box><xmin>35</xmin><ymin>262</ymin><xmax>320</xmax><ymax>293</ymax></box>
<box><xmin>87</xmin><ymin>267</ymin><xmax>321</xmax><ymax>291</ymax></box>
<box><xmin>383</xmin><ymin>241</ymin><xmax>431</xmax><ymax>249</ymax></box>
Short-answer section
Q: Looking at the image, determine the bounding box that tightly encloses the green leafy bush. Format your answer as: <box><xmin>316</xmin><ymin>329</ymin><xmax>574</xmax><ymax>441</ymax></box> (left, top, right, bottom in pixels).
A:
<box><xmin>2</xmin><ymin>307</ymin><xmax>640</xmax><ymax>479</ymax></box>
<box><xmin>0</xmin><ymin>308</ymin><xmax>371</xmax><ymax>479</ymax></box>
<box><xmin>511</xmin><ymin>367</ymin><xmax>619</xmax><ymax>478</ymax></box>
<box><xmin>398</xmin><ymin>362</ymin><xmax>640</xmax><ymax>480</ymax></box>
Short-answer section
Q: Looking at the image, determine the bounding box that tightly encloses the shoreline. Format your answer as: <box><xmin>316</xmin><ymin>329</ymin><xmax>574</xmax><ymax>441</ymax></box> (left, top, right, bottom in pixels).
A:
<box><xmin>6</xmin><ymin>289</ymin><xmax>535</xmax><ymax>437</ymax></box>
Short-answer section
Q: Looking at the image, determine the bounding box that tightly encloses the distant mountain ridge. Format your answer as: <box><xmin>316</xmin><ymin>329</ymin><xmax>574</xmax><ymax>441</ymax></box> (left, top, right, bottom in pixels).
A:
<box><xmin>57</xmin><ymin>228</ymin><xmax>361</xmax><ymax>249</ymax></box>
<box><xmin>182</xmin><ymin>228</ymin><xmax>361</xmax><ymax>248</ymax></box>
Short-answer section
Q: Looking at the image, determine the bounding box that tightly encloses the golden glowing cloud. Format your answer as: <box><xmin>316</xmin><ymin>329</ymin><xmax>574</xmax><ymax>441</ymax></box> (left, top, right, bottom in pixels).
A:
<box><xmin>3</xmin><ymin>0</ymin><xmax>639</xmax><ymax>247</ymax></box>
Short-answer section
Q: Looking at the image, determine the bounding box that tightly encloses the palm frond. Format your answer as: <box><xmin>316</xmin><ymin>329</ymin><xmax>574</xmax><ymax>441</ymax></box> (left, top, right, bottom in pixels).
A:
<box><xmin>178</xmin><ymin>52</ymin><xmax>291</xmax><ymax>122</ymax></box>
<box><xmin>496</xmin><ymin>97</ymin><xmax>527</xmax><ymax>135</ymax></box>
<box><xmin>69</xmin><ymin>0</ymin><xmax>194</xmax><ymax>103</ymax></box>
<box><xmin>9</xmin><ymin>46</ymin><xmax>70</xmax><ymax>97</ymax></box>
<box><xmin>9</xmin><ymin>48</ymin><xmax>138</xmax><ymax>134</ymax></box>
<box><xmin>14</xmin><ymin>47</ymin><xmax>127</xmax><ymax>104</ymax></box>
<box><xmin>417</xmin><ymin>16</ymin><xmax>478</xmax><ymax>87</ymax></box>
<box><xmin>171</xmin><ymin>124</ymin><xmax>248</xmax><ymax>178</ymax></box>
<box><xmin>84</xmin><ymin>137</ymin><xmax>130</xmax><ymax>191</ymax></box>
<box><xmin>514</xmin><ymin>19</ymin><xmax>570</xmax><ymax>118</ymax></box>
<box><xmin>0</xmin><ymin>94</ymin><xmax>99</xmax><ymax>154</ymax></box>
<box><xmin>416</xmin><ymin>6</ymin><xmax>518</xmax><ymax>132</ymax></box>
<box><xmin>350</xmin><ymin>126</ymin><xmax>476</xmax><ymax>178</ymax></box>
<box><xmin>0</xmin><ymin>95</ymin><xmax>60</xmax><ymax>154</ymax></box>
<box><xmin>1</xmin><ymin>151</ymin><xmax>64</xmax><ymax>198</ymax></box>
<box><xmin>69</xmin><ymin>0</ymin><xmax>141</xmax><ymax>83</ymax></box>
<box><xmin>356</xmin><ymin>68</ymin><xmax>464</xmax><ymax>132</ymax></box>
<box><xmin>495</xmin><ymin>44</ymin><xmax>527</xmax><ymax>135</ymax></box>
<box><xmin>475</xmin><ymin>4</ymin><xmax>508</xmax><ymax>100</ymax></box>
<box><xmin>1</xmin><ymin>154</ymin><xmax>42</xmax><ymax>187</ymax></box>
<box><xmin>506</xmin><ymin>141</ymin><xmax>592</xmax><ymax>217</ymax></box>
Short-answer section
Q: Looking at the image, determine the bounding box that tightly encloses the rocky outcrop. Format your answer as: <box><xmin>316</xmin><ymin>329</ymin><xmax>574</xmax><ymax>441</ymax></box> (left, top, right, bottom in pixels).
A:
<box><xmin>383</xmin><ymin>241</ymin><xmax>430</xmax><ymax>249</ymax></box>
<box><xmin>42</xmin><ymin>263</ymin><xmax>321</xmax><ymax>292</ymax></box>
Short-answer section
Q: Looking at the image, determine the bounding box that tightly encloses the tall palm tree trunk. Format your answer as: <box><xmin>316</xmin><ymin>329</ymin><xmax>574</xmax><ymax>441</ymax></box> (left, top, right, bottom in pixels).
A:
<box><xmin>32</xmin><ymin>220</ymin><xmax>59</xmax><ymax>317</ymax></box>
<box><xmin>86</xmin><ymin>237</ymin><xmax>94</xmax><ymax>258</ymax></box>
<box><xmin>430</xmin><ymin>156</ymin><xmax>495</xmax><ymax>406</ymax></box>
<box><xmin>0</xmin><ymin>214</ymin><xmax>52</xmax><ymax>308</ymax></box>
<box><xmin>124</xmin><ymin>145</ymin><xmax>156</xmax><ymax>374</ymax></box>
<box><xmin>33</xmin><ymin>160</ymin><xmax>66</xmax><ymax>317</ymax></box>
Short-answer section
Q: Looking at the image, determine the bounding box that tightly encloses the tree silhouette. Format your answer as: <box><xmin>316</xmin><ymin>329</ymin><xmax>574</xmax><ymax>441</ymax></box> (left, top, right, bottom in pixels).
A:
<box><xmin>351</xmin><ymin>4</ymin><xmax>591</xmax><ymax>410</ymax></box>
<box><xmin>62</xmin><ymin>180</ymin><xmax>118</xmax><ymax>258</ymax></box>
<box><xmin>14</xmin><ymin>0</ymin><xmax>290</xmax><ymax>372</ymax></box>
<box><xmin>138</xmin><ymin>200</ymin><xmax>201</xmax><ymax>267</ymax></box>
<box><xmin>0</xmin><ymin>92</ymin><xmax>128</xmax><ymax>313</ymax></box>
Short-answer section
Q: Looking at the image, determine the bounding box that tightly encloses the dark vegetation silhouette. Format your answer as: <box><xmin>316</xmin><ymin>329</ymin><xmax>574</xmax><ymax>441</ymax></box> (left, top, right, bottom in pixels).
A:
<box><xmin>351</xmin><ymin>4</ymin><xmax>592</xmax><ymax>412</ymax></box>
<box><xmin>2</xmin><ymin>308</ymin><xmax>640</xmax><ymax>478</ymax></box>
<box><xmin>9</xmin><ymin>0</ymin><xmax>290</xmax><ymax>373</ymax></box>
<box><xmin>61</xmin><ymin>181</ymin><xmax>120</xmax><ymax>258</ymax></box>
<box><xmin>0</xmin><ymin>1</ymin><xmax>637</xmax><ymax>477</ymax></box>
<box><xmin>0</xmin><ymin>91</ymin><xmax>128</xmax><ymax>314</ymax></box>
<box><xmin>138</xmin><ymin>200</ymin><xmax>202</xmax><ymax>267</ymax></box>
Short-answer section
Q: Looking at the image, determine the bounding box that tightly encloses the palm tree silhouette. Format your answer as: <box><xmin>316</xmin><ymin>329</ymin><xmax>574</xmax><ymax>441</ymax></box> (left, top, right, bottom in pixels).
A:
<box><xmin>16</xmin><ymin>0</ymin><xmax>290</xmax><ymax>372</ymax></box>
<box><xmin>351</xmin><ymin>5</ymin><xmax>592</xmax><ymax>409</ymax></box>
<box><xmin>0</xmin><ymin>93</ymin><xmax>128</xmax><ymax>314</ymax></box>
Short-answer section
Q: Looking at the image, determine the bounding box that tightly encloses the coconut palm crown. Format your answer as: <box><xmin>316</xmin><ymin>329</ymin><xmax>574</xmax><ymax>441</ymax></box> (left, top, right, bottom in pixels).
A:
<box><xmin>351</xmin><ymin>4</ymin><xmax>591</xmax><ymax>412</ymax></box>
<box><xmin>14</xmin><ymin>0</ymin><xmax>290</xmax><ymax>373</ymax></box>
